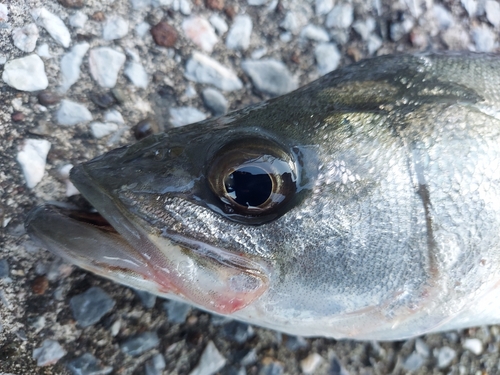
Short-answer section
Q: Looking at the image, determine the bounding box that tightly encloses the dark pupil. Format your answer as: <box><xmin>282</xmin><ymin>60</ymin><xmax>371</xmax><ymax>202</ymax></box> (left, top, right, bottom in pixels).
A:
<box><xmin>225</xmin><ymin>166</ymin><xmax>272</xmax><ymax>207</ymax></box>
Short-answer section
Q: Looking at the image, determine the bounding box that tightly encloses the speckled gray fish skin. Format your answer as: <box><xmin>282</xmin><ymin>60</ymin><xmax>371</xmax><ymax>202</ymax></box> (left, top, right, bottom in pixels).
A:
<box><xmin>25</xmin><ymin>53</ymin><xmax>500</xmax><ymax>340</ymax></box>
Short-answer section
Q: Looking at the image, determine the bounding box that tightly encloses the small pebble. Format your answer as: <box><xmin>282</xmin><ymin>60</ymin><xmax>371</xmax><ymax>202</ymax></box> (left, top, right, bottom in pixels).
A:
<box><xmin>2</xmin><ymin>54</ymin><xmax>48</xmax><ymax>92</ymax></box>
<box><xmin>16</xmin><ymin>138</ymin><xmax>51</xmax><ymax>188</ymax></box>
<box><xmin>248</xmin><ymin>0</ymin><xmax>268</xmax><ymax>5</ymax></box>
<box><xmin>38</xmin><ymin>91</ymin><xmax>61</xmax><ymax>106</ymax></box>
<box><xmin>69</xmin><ymin>287</ymin><xmax>115</xmax><ymax>328</ymax></box>
<box><xmin>403</xmin><ymin>352</ymin><xmax>425</xmax><ymax>372</ymax></box>
<box><xmin>240</xmin><ymin>349</ymin><xmax>258</xmax><ymax>366</ymax></box>
<box><xmin>60</xmin><ymin>42</ymin><xmax>90</xmax><ymax>92</ymax></box>
<box><xmin>189</xmin><ymin>341</ymin><xmax>226</xmax><ymax>375</ymax></box>
<box><xmin>300</xmin><ymin>353</ymin><xmax>324</xmax><ymax>374</ymax></box>
<box><xmin>182</xmin><ymin>16</ymin><xmax>218</xmax><ymax>52</ymax></box>
<box><xmin>134</xmin><ymin>289</ymin><xmax>156</xmax><ymax>308</ymax></box>
<box><xmin>241</xmin><ymin>59</ymin><xmax>297</xmax><ymax>96</ymax></box>
<box><xmin>56</xmin><ymin>99</ymin><xmax>92</xmax><ymax>126</ymax></box>
<box><xmin>285</xmin><ymin>335</ymin><xmax>308</xmax><ymax>351</ymax></box>
<box><xmin>89</xmin><ymin>92</ymin><xmax>116</xmax><ymax>109</ymax></box>
<box><xmin>59</xmin><ymin>164</ymin><xmax>79</xmax><ymax>197</ymax></box>
<box><xmin>135</xmin><ymin>21</ymin><xmax>150</xmax><ymax>37</ymax></box>
<box><xmin>37</xmin><ymin>44</ymin><xmax>52</xmax><ymax>59</ymax></box>
<box><xmin>367</xmin><ymin>34</ymin><xmax>383</xmax><ymax>54</ymax></box>
<box><xmin>202</xmin><ymin>88</ymin><xmax>228</xmax><ymax>116</ymax></box>
<box><xmin>300</xmin><ymin>24</ymin><xmax>329</xmax><ymax>42</ymax></box>
<box><xmin>145</xmin><ymin>353</ymin><xmax>166</xmax><ymax>375</ymax></box>
<box><xmin>314</xmin><ymin>42</ymin><xmax>341</xmax><ymax>75</ymax></box>
<box><xmin>102</xmin><ymin>15</ymin><xmax>129</xmax><ymax>40</ymax></box>
<box><xmin>433</xmin><ymin>4</ymin><xmax>454</xmax><ymax>30</ymax></box>
<box><xmin>58</xmin><ymin>0</ymin><xmax>85</xmax><ymax>8</ymax></box>
<box><xmin>185</xmin><ymin>52</ymin><xmax>243</xmax><ymax>91</ymax></box>
<box><xmin>91</xmin><ymin>11</ymin><xmax>105</xmax><ymax>22</ymax></box>
<box><xmin>31</xmin><ymin>7</ymin><xmax>71</xmax><ymax>48</ymax></box>
<box><xmin>390</xmin><ymin>17</ymin><xmax>414</xmax><ymax>42</ymax></box>
<box><xmin>0</xmin><ymin>3</ymin><xmax>8</xmax><ymax>22</ymax></box>
<box><xmin>436</xmin><ymin>346</ymin><xmax>456</xmax><ymax>368</ymax></box>
<box><xmin>163</xmin><ymin>299</ymin><xmax>191</xmax><ymax>323</ymax></box>
<box><xmin>11</xmin><ymin>112</ymin><xmax>25</xmax><ymax>122</ymax></box>
<box><xmin>206</xmin><ymin>0</ymin><xmax>224</xmax><ymax>11</ymax></box>
<box><xmin>325</xmin><ymin>4</ymin><xmax>353</xmax><ymax>29</ymax></box>
<box><xmin>67</xmin><ymin>353</ymin><xmax>113</xmax><ymax>375</ymax></box>
<box><xmin>472</xmin><ymin>25</ymin><xmax>496</xmax><ymax>52</ymax></box>
<box><xmin>120</xmin><ymin>331</ymin><xmax>159</xmax><ymax>356</ymax></box>
<box><xmin>226</xmin><ymin>14</ymin><xmax>252</xmax><ymax>50</ymax></box>
<box><xmin>69</xmin><ymin>11</ymin><xmax>88</xmax><ymax>28</ymax></box>
<box><xmin>210</xmin><ymin>14</ymin><xmax>228</xmax><ymax>35</ymax></box>
<box><xmin>352</xmin><ymin>18</ymin><xmax>375</xmax><ymax>41</ymax></box>
<box><xmin>32</xmin><ymin>276</ymin><xmax>49</xmax><ymax>295</ymax></box>
<box><xmin>151</xmin><ymin>21</ymin><xmax>178</xmax><ymax>47</ymax></box>
<box><xmin>133</xmin><ymin>117</ymin><xmax>159</xmax><ymax>140</ymax></box>
<box><xmin>259</xmin><ymin>362</ymin><xmax>283</xmax><ymax>375</ymax></box>
<box><xmin>12</xmin><ymin>23</ymin><xmax>39</xmax><ymax>52</ymax></box>
<box><xmin>124</xmin><ymin>61</ymin><xmax>149</xmax><ymax>88</ymax></box>
<box><xmin>0</xmin><ymin>259</ymin><xmax>9</xmax><ymax>278</ymax></box>
<box><xmin>463</xmin><ymin>338</ymin><xmax>483</xmax><ymax>355</ymax></box>
<box><xmin>415</xmin><ymin>338</ymin><xmax>430</xmax><ymax>357</ymax></box>
<box><xmin>90</xmin><ymin>122</ymin><xmax>119</xmax><ymax>138</ymax></box>
<box><xmin>33</xmin><ymin>339</ymin><xmax>67</xmax><ymax>367</ymax></box>
<box><xmin>222</xmin><ymin>321</ymin><xmax>254</xmax><ymax>344</ymax></box>
<box><xmin>315</xmin><ymin>0</ymin><xmax>333</xmax><ymax>15</ymax></box>
<box><xmin>104</xmin><ymin>109</ymin><xmax>125</xmax><ymax>125</ymax></box>
<box><xmin>89</xmin><ymin>47</ymin><xmax>126</xmax><ymax>88</ymax></box>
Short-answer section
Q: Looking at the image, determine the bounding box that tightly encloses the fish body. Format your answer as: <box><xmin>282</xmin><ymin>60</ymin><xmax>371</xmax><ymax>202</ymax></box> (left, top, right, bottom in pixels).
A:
<box><xmin>26</xmin><ymin>53</ymin><xmax>500</xmax><ymax>340</ymax></box>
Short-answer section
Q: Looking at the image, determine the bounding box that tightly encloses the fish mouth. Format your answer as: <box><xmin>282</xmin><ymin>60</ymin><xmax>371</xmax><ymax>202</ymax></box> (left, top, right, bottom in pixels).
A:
<box><xmin>25</xmin><ymin>164</ymin><xmax>270</xmax><ymax>315</ymax></box>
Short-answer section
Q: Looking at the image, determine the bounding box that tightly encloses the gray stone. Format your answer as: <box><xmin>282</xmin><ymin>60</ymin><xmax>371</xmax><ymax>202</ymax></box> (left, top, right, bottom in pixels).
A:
<box><xmin>202</xmin><ymin>88</ymin><xmax>228</xmax><ymax>116</ymax></box>
<box><xmin>300</xmin><ymin>24</ymin><xmax>329</xmax><ymax>42</ymax></box>
<box><xmin>163</xmin><ymin>299</ymin><xmax>191</xmax><ymax>323</ymax></box>
<box><xmin>437</xmin><ymin>346</ymin><xmax>456</xmax><ymax>368</ymax></box>
<box><xmin>248</xmin><ymin>0</ymin><xmax>268</xmax><ymax>5</ymax></box>
<box><xmin>90</xmin><ymin>122</ymin><xmax>119</xmax><ymax>138</ymax></box>
<box><xmin>259</xmin><ymin>362</ymin><xmax>283</xmax><ymax>375</ymax></box>
<box><xmin>145</xmin><ymin>354</ymin><xmax>166</xmax><ymax>375</ymax></box>
<box><xmin>60</xmin><ymin>42</ymin><xmax>90</xmax><ymax>93</ymax></box>
<box><xmin>189</xmin><ymin>341</ymin><xmax>226</xmax><ymax>375</ymax></box>
<box><xmin>31</xmin><ymin>8</ymin><xmax>71</xmax><ymax>48</ymax></box>
<box><xmin>314</xmin><ymin>42</ymin><xmax>341</xmax><ymax>75</ymax></box>
<box><xmin>433</xmin><ymin>4</ymin><xmax>454</xmax><ymax>30</ymax></box>
<box><xmin>16</xmin><ymin>139</ymin><xmax>51</xmax><ymax>189</ymax></box>
<box><xmin>89</xmin><ymin>47</ymin><xmax>126</xmax><ymax>88</ymax></box>
<box><xmin>222</xmin><ymin>321</ymin><xmax>254</xmax><ymax>344</ymax></box>
<box><xmin>185</xmin><ymin>52</ymin><xmax>243</xmax><ymax>91</ymax></box>
<box><xmin>12</xmin><ymin>23</ymin><xmax>39</xmax><ymax>52</ymax></box>
<box><xmin>69</xmin><ymin>11</ymin><xmax>87</xmax><ymax>29</ymax></box>
<box><xmin>367</xmin><ymin>34</ymin><xmax>383</xmax><ymax>54</ymax></box>
<box><xmin>33</xmin><ymin>339</ymin><xmax>67</xmax><ymax>366</ymax></box>
<box><xmin>402</xmin><ymin>352</ymin><xmax>425</xmax><ymax>372</ymax></box>
<box><xmin>241</xmin><ymin>59</ymin><xmax>297</xmax><ymax>96</ymax></box>
<box><xmin>2</xmin><ymin>54</ymin><xmax>48</xmax><ymax>92</ymax></box>
<box><xmin>104</xmin><ymin>109</ymin><xmax>125</xmax><ymax>125</ymax></box>
<box><xmin>120</xmin><ymin>331</ymin><xmax>159</xmax><ymax>356</ymax></box>
<box><xmin>69</xmin><ymin>287</ymin><xmax>115</xmax><ymax>327</ymax></box>
<box><xmin>102</xmin><ymin>15</ymin><xmax>129</xmax><ymax>40</ymax></box>
<box><xmin>134</xmin><ymin>289</ymin><xmax>157</xmax><ymax>308</ymax></box>
<box><xmin>0</xmin><ymin>259</ymin><xmax>8</xmax><ymax>278</ymax></box>
<box><xmin>56</xmin><ymin>99</ymin><xmax>92</xmax><ymax>126</ymax></box>
<box><xmin>325</xmin><ymin>4</ymin><xmax>353</xmax><ymax>29</ymax></box>
<box><xmin>226</xmin><ymin>15</ymin><xmax>252</xmax><ymax>50</ymax></box>
<box><xmin>67</xmin><ymin>353</ymin><xmax>113</xmax><ymax>375</ymax></box>
<box><xmin>352</xmin><ymin>18</ymin><xmax>376</xmax><ymax>41</ymax></box>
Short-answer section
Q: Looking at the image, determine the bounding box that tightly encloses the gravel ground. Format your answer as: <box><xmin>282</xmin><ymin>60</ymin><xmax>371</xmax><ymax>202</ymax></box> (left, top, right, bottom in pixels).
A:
<box><xmin>2</xmin><ymin>0</ymin><xmax>500</xmax><ymax>374</ymax></box>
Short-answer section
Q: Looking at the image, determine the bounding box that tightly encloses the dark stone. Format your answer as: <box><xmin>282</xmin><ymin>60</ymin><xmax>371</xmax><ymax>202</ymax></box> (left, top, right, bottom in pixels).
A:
<box><xmin>206</xmin><ymin>0</ymin><xmax>224</xmax><ymax>10</ymax></box>
<box><xmin>120</xmin><ymin>332</ymin><xmax>159</xmax><ymax>356</ymax></box>
<box><xmin>0</xmin><ymin>259</ymin><xmax>9</xmax><ymax>278</ymax></box>
<box><xmin>132</xmin><ymin>118</ymin><xmax>159</xmax><ymax>140</ymax></box>
<box><xmin>150</xmin><ymin>21</ymin><xmax>178</xmax><ymax>47</ymax></box>
<box><xmin>69</xmin><ymin>287</ymin><xmax>115</xmax><ymax>328</ymax></box>
<box><xmin>222</xmin><ymin>321</ymin><xmax>254</xmax><ymax>344</ymax></box>
<box><xmin>58</xmin><ymin>0</ymin><xmax>85</xmax><ymax>8</ymax></box>
<box><xmin>38</xmin><ymin>91</ymin><xmax>61</xmax><ymax>106</ymax></box>
<box><xmin>89</xmin><ymin>92</ymin><xmax>116</xmax><ymax>109</ymax></box>
<box><xmin>11</xmin><ymin>112</ymin><xmax>25</xmax><ymax>122</ymax></box>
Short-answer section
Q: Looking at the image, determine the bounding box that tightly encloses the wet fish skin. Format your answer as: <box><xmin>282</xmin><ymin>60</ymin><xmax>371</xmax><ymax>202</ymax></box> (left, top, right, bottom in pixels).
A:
<box><xmin>25</xmin><ymin>53</ymin><xmax>500</xmax><ymax>340</ymax></box>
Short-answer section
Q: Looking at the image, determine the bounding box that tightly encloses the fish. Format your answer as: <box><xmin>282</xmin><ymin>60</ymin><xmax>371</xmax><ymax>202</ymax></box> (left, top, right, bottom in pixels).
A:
<box><xmin>25</xmin><ymin>53</ymin><xmax>500</xmax><ymax>340</ymax></box>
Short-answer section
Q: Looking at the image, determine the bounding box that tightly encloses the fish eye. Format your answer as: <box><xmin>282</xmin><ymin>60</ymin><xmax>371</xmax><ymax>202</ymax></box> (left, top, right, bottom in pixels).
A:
<box><xmin>207</xmin><ymin>137</ymin><xmax>298</xmax><ymax>221</ymax></box>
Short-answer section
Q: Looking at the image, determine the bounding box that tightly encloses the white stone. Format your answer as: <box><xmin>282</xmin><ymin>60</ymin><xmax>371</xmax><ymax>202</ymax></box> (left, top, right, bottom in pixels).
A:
<box><xmin>437</xmin><ymin>346</ymin><xmax>456</xmax><ymax>368</ymax></box>
<box><xmin>11</xmin><ymin>98</ymin><xmax>23</xmax><ymax>111</ymax></box>
<box><xmin>125</xmin><ymin>62</ymin><xmax>148</xmax><ymax>88</ymax></box>
<box><xmin>241</xmin><ymin>59</ymin><xmax>297</xmax><ymax>96</ymax></box>
<box><xmin>31</xmin><ymin>8</ymin><xmax>71</xmax><ymax>48</ymax></box>
<box><xmin>179</xmin><ymin>0</ymin><xmax>191</xmax><ymax>15</ymax></box>
<box><xmin>135</xmin><ymin>22</ymin><xmax>150</xmax><ymax>37</ymax></box>
<box><xmin>104</xmin><ymin>109</ymin><xmax>125</xmax><ymax>125</ymax></box>
<box><xmin>170</xmin><ymin>107</ymin><xmax>206</xmax><ymax>127</ymax></box>
<box><xmin>248</xmin><ymin>0</ymin><xmax>268</xmax><ymax>5</ymax></box>
<box><xmin>209</xmin><ymin>14</ymin><xmax>228</xmax><ymax>35</ymax></box>
<box><xmin>59</xmin><ymin>42</ymin><xmax>90</xmax><ymax>93</ymax></box>
<box><xmin>0</xmin><ymin>3</ymin><xmax>8</xmax><ymax>22</ymax></box>
<box><xmin>315</xmin><ymin>0</ymin><xmax>333</xmax><ymax>15</ymax></box>
<box><xmin>188</xmin><ymin>341</ymin><xmax>226</xmax><ymax>375</ymax></box>
<box><xmin>17</xmin><ymin>139</ymin><xmax>51</xmax><ymax>189</ymax></box>
<box><xmin>185</xmin><ymin>52</ymin><xmax>243</xmax><ymax>91</ymax></box>
<box><xmin>59</xmin><ymin>164</ymin><xmax>79</xmax><ymax>197</ymax></box>
<box><xmin>32</xmin><ymin>339</ymin><xmax>66</xmax><ymax>367</ymax></box>
<box><xmin>367</xmin><ymin>34</ymin><xmax>383</xmax><ymax>55</ymax></box>
<box><xmin>280</xmin><ymin>12</ymin><xmax>300</xmax><ymax>34</ymax></box>
<box><xmin>90</xmin><ymin>122</ymin><xmax>119</xmax><ymax>138</ymax></box>
<box><xmin>103</xmin><ymin>15</ymin><xmax>129</xmax><ymax>40</ymax></box>
<box><xmin>325</xmin><ymin>4</ymin><xmax>353</xmax><ymax>29</ymax></box>
<box><xmin>89</xmin><ymin>47</ymin><xmax>126</xmax><ymax>88</ymax></box>
<box><xmin>315</xmin><ymin>43</ymin><xmax>341</xmax><ymax>75</ymax></box>
<box><xmin>300</xmin><ymin>353</ymin><xmax>324</xmax><ymax>375</ymax></box>
<box><xmin>226</xmin><ymin>15</ymin><xmax>253</xmax><ymax>50</ymax></box>
<box><xmin>182</xmin><ymin>17</ymin><xmax>218</xmax><ymax>53</ymax></box>
<box><xmin>472</xmin><ymin>25</ymin><xmax>496</xmax><ymax>52</ymax></box>
<box><xmin>485</xmin><ymin>0</ymin><xmax>500</xmax><ymax>28</ymax></box>
<box><xmin>463</xmin><ymin>338</ymin><xmax>483</xmax><ymax>355</ymax></box>
<box><xmin>352</xmin><ymin>18</ymin><xmax>376</xmax><ymax>41</ymax></box>
<box><xmin>0</xmin><ymin>55</ymin><xmax>7</xmax><ymax>65</ymax></box>
<box><xmin>300</xmin><ymin>24</ymin><xmax>329</xmax><ymax>42</ymax></box>
<box><xmin>251</xmin><ymin>47</ymin><xmax>267</xmax><ymax>59</ymax></box>
<box><xmin>12</xmin><ymin>23</ymin><xmax>39</xmax><ymax>52</ymax></box>
<box><xmin>2</xmin><ymin>54</ymin><xmax>48</xmax><ymax>92</ymax></box>
<box><xmin>461</xmin><ymin>0</ymin><xmax>477</xmax><ymax>17</ymax></box>
<box><xmin>69</xmin><ymin>11</ymin><xmax>88</xmax><ymax>29</ymax></box>
<box><xmin>56</xmin><ymin>100</ymin><xmax>92</xmax><ymax>126</ymax></box>
<box><xmin>36</xmin><ymin>44</ymin><xmax>52</xmax><ymax>59</ymax></box>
